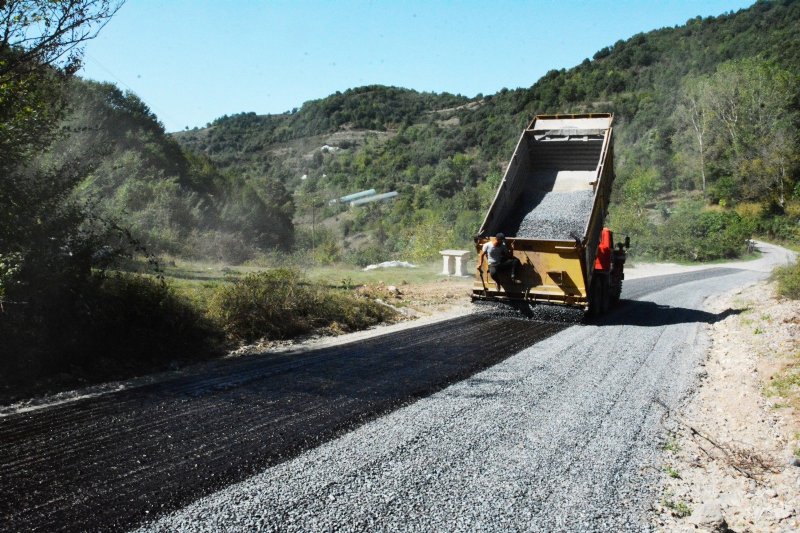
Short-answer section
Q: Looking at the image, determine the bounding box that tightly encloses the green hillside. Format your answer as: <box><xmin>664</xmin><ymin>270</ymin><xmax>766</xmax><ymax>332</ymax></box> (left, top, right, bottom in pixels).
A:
<box><xmin>55</xmin><ymin>80</ymin><xmax>295</xmax><ymax>263</ymax></box>
<box><xmin>171</xmin><ymin>0</ymin><xmax>800</xmax><ymax>264</ymax></box>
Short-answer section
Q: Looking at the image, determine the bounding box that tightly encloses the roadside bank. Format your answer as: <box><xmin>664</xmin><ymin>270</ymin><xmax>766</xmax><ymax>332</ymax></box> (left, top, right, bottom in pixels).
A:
<box><xmin>656</xmin><ymin>280</ymin><xmax>800</xmax><ymax>532</ymax></box>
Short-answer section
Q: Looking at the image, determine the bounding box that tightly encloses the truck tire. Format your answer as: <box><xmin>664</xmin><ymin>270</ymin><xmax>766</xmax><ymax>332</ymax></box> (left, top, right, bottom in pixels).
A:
<box><xmin>589</xmin><ymin>274</ymin><xmax>610</xmax><ymax>315</ymax></box>
<box><xmin>600</xmin><ymin>274</ymin><xmax>610</xmax><ymax>314</ymax></box>
<box><xmin>610</xmin><ymin>278</ymin><xmax>622</xmax><ymax>305</ymax></box>
<box><xmin>588</xmin><ymin>288</ymin><xmax>599</xmax><ymax>316</ymax></box>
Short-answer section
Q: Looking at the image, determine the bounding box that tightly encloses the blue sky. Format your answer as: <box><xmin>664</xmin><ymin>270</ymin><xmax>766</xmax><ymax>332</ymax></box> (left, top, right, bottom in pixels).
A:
<box><xmin>79</xmin><ymin>0</ymin><xmax>755</xmax><ymax>132</ymax></box>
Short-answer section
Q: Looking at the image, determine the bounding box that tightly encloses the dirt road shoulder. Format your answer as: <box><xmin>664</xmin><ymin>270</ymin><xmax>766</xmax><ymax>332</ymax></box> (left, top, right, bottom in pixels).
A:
<box><xmin>656</xmin><ymin>280</ymin><xmax>800</xmax><ymax>532</ymax></box>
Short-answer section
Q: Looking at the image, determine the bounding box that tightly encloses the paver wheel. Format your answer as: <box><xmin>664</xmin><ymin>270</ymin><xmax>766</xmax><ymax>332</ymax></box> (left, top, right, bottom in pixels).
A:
<box><xmin>610</xmin><ymin>278</ymin><xmax>622</xmax><ymax>305</ymax></box>
<box><xmin>589</xmin><ymin>274</ymin><xmax>610</xmax><ymax>315</ymax></box>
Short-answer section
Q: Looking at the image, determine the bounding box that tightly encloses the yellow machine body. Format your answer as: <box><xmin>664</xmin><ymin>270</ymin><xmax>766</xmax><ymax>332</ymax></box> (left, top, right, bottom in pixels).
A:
<box><xmin>475</xmin><ymin>237</ymin><xmax>588</xmax><ymax>306</ymax></box>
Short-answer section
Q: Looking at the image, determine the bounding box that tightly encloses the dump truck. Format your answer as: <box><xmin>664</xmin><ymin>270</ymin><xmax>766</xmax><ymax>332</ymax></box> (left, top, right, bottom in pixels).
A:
<box><xmin>473</xmin><ymin>113</ymin><xmax>628</xmax><ymax>314</ymax></box>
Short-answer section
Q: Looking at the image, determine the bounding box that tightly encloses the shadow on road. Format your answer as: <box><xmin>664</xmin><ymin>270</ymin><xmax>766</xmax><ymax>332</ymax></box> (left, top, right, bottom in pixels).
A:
<box><xmin>0</xmin><ymin>314</ymin><xmax>568</xmax><ymax>532</ymax></box>
<box><xmin>590</xmin><ymin>300</ymin><xmax>743</xmax><ymax>327</ymax></box>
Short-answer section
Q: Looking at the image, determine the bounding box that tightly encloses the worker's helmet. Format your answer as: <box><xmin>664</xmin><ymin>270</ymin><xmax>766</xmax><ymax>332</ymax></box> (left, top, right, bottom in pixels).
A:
<box><xmin>495</xmin><ymin>232</ymin><xmax>505</xmax><ymax>240</ymax></box>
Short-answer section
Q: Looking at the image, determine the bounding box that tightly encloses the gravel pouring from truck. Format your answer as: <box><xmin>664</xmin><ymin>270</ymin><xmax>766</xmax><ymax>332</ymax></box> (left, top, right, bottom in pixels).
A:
<box><xmin>474</xmin><ymin>113</ymin><xmax>628</xmax><ymax>313</ymax></box>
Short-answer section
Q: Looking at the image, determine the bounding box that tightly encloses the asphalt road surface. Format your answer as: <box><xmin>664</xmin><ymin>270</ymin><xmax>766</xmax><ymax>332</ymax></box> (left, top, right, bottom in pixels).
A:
<box><xmin>0</xmin><ymin>243</ymin><xmax>793</xmax><ymax>532</ymax></box>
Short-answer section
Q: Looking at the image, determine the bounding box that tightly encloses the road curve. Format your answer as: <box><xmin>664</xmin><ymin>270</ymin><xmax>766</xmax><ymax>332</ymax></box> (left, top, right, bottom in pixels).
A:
<box><xmin>0</xmin><ymin>243</ymin><xmax>793</xmax><ymax>532</ymax></box>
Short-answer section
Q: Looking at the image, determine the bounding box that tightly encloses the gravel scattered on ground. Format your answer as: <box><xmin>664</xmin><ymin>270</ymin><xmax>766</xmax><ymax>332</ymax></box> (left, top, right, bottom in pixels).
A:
<box><xmin>504</xmin><ymin>190</ymin><xmax>595</xmax><ymax>240</ymax></box>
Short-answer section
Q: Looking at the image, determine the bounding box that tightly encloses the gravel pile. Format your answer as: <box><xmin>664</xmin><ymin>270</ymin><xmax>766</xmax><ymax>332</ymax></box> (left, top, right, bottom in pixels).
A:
<box><xmin>503</xmin><ymin>190</ymin><xmax>594</xmax><ymax>240</ymax></box>
<box><xmin>472</xmin><ymin>300</ymin><xmax>586</xmax><ymax>324</ymax></box>
<box><xmin>139</xmin><ymin>267</ymin><xmax>768</xmax><ymax>532</ymax></box>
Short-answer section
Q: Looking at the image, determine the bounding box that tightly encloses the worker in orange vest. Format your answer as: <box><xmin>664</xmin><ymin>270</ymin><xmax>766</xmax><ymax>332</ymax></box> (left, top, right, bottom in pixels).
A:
<box><xmin>595</xmin><ymin>227</ymin><xmax>613</xmax><ymax>272</ymax></box>
<box><xmin>592</xmin><ymin>228</ymin><xmax>613</xmax><ymax>312</ymax></box>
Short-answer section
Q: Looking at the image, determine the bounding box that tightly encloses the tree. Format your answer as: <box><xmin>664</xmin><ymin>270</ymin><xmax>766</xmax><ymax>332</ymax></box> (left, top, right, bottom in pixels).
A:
<box><xmin>0</xmin><ymin>1</ymin><xmax>122</xmax><ymax>160</ymax></box>
<box><xmin>0</xmin><ymin>1</ymin><xmax>122</xmax><ymax>79</ymax></box>
<box><xmin>702</xmin><ymin>59</ymin><xmax>797</xmax><ymax>206</ymax></box>
<box><xmin>676</xmin><ymin>77</ymin><xmax>712</xmax><ymax>193</ymax></box>
<box><xmin>620</xmin><ymin>166</ymin><xmax>662</xmax><ymax>215</ymax></box>
<box><xmin>0</xmin><ymin>1</ymin><xmax>123</xmax><ymax>310</ymax></box>
<box><xmin>673</xmin><ymin>59</ymin><xmax>798</xmax><ymax>206</ymax></box>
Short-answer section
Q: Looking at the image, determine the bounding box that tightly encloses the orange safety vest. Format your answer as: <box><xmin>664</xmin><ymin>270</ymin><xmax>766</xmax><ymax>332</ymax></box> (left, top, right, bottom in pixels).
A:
<box><xmin>594</xmin><ymin>228</ymin><xmax>613</xmax><ymax>272</ymax></box>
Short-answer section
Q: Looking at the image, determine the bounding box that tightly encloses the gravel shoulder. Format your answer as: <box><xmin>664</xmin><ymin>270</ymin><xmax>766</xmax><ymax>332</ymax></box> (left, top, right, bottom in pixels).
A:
<box><xmin>655</xmin><ymin>279</ymin><xmax>800</xmax><ymax>532</ymax></box>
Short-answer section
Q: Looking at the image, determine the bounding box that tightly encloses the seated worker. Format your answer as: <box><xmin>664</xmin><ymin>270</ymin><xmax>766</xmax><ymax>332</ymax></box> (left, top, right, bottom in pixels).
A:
<box><xmin>477</xmin><ymin>232</ymin><xmax>520</xmax><ymax>283</ymax></box>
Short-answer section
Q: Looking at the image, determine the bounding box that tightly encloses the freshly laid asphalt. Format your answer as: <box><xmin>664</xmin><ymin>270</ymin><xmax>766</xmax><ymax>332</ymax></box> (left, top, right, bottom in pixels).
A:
<box><xmin>0</xmin><ymin>246</ymin><xmax>788</xmax><ymax>532</ymax></box>
<box><xmin>1</xmin><ymin>306</ymin><xmax>567</xmax><ymax>532</ymax></box>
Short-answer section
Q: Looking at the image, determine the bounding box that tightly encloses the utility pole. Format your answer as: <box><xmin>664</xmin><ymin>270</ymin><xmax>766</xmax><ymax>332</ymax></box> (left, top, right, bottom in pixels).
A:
<box><xmin>297</xmin><ymin>176</ymin><xmax>326</xmax><ymax>263</ymax></box>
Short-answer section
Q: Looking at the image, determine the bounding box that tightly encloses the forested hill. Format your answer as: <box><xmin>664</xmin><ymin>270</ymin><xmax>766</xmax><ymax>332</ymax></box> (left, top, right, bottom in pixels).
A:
<box><xmin>175</xmin><ymin>0</ymin><xmax>799</xmax><ymax>182</ymax></box>
<box><xmin>174</xmin><ymin>86</ymin><xmax>474</xmax><ymax>180</ymax></box>
<box><xmin>171</xmin><ymin>0</ymin><xmax>800</xmax><ymax>264</ymax></box>
<box><xmin>57</xmin><ymin>79</ymin><xmax>295</xmax><ymax>263</ymax></box>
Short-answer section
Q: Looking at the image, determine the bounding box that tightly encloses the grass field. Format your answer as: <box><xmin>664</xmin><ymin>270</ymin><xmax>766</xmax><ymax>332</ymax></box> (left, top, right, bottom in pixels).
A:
<box><xmin>159</xmin><ymin>258</ymin><xmax>446</xmax><ymax>303</ymax></box>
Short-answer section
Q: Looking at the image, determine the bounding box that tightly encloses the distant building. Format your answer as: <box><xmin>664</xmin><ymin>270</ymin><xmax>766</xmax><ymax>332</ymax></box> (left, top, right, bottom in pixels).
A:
<box><xmin>338</xmin><ymin>189</ymin><xmax>376</xmax><ymax>203</ymax></box>
<box><xmin>349</xmin><ymin>191</ymin><xmax>398</xmax><ymax>206</ymax></box>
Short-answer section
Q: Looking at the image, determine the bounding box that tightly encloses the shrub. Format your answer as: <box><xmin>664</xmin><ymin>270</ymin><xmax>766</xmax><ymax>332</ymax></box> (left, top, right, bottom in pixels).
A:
<box><xmin>785</xmin><ymin>201</ymin><xmax>800</xmax><ymax>220</ymax></box>
<box><xmin>79</xmin><ymin>273</ymin><xmax>223</xmax><ymax>367</ymax></box>
<box><xmin>773</xmin><ymin>260</ymin><xmax>800</xmax><ymax>299</ymax></box>
<box><xmin>735</xmin><ymin>202</ymin><xmax>764</xmax><ymax>219</ymax></box>
<box><xmin>608</xmin><ymin>202</ymin><xmax>657</xmax><ymax>254</ymax></box>
<box><xmin>399</xmin><ymin>210</ymin><xmax>457</xmax><ymax>263</ymax></box>
<box><xmin>757</xmin><ymin>215</ymin><xmax>800</xmax><ymax>242</ymax></box>
<box><xmin>208</xmin><ymin>269</ymin><xmax>397</xmax><ymax>342</ymax></box>
<box><xmin>185</xmin><ymin>230</ymin><xmax>255</xmax><ymax>265</ymax></box>
<box><xmin>0</xmin><ymin>272</ymin><xmax>222</xmax><ymax>389</ymax></box>
<box><xmin>616</xmin><ymin>200</ymin><xmax>753</xmax><ymax>262</ymax></box>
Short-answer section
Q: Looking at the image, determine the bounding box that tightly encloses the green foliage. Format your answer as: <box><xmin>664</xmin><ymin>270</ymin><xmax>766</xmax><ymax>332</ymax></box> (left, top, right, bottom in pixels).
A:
<box><xmin>0</xmin><ymin>2</ymin><xmax>243</xmax><ymax>394</ymax></box>
<box><xmin>344</xmin><ymin>242</ymin><xmax>391</xmax><ymax>268</ymax></box>
<box><xmin>610</xmin><ymin>200</ymin><xmax>754</xmax><ymax>262</ymax></box>
<box><xmin>0</xmin><ymin>272</ymin><xmax>221</xmax><ymax>386</ymax></box>
<box><xmin>208</xmin><ymin>269</ymin><xmax>397</xmax><ymax>342</ymax></box>
<box><xmin>619</xmin><ymin>166</ymin><xmax>663</xmax><ymax>213</ymax></box>
<box><xmin>658</xmin><ymin>202</ymin><xmax>753</xmax><ymax>261</ymax></box>
<box><xmin>675</xmin><ymin>58</ymin><xmax>798</xmax><ymax>206</ymax></box>
<box><xmin>294</xmin><ymin>226</ymin><xmax>342</xmax><ymax>265</ymax></box>
<box><xmin>662</xmin><ymin>437</ymin><xmax>681</xmax><ymax>453</ymax></box>
<box><xmin>54</xmin><ymin>79</ymin><xmax>295</xmax><ymax>261</ymax></box>
<box><xmin>767</xmin><ymin>366</ymin><xmax>800</xmax><ymax>399</ymax></box>
<box><xmin>0</xmin><ymin>0</ymin><xmax>120</xmax><ymax>172</ymax></box>
<box><xmin>772</xmin><ymin>260</ymin><xmax>800</xmax><ymax>299</ymax></box>
<box><xmin>607</xmin><ymin>201</ymin><xmax>656</xmax><ymax>254</ymax></box>
<box><xmin>170</xmin><ymin>1</ymin><xmax>800</xmax><ymax>264</ymax></box>
<box><xmin>398</xmin><ymin>210</ymin><xmax>457</xmax><ymax>263</ymax></box>
<box><xmin>81</xmin><ymin>273</ymin><xmax>222</xmax><ymax>363</ymax></box>
<box><xmin>662</xmin><ymin>497</ymin><xmax>692</xmax><ymax>518</ymax></box>
<box><xmin>176</xmin><ymin>86</ymin><xmax>470</xmax><ymax>181</ymax></box>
